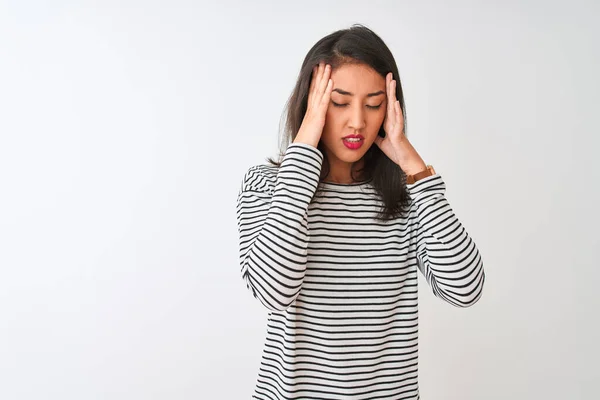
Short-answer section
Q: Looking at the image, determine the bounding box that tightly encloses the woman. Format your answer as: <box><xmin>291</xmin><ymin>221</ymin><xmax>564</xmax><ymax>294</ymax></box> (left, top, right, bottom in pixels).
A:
<box><xmin>236</xmin><ymin>24</ymin><xmax>485</xmax><ymax>400</ymax></box>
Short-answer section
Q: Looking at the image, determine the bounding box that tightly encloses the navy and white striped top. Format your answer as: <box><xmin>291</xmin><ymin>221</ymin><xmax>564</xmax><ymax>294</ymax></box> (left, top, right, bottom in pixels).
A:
<box><xmin>236</xmin><ymin>142</ymin><xmax>485</xmax><ymax>400</ymax></box>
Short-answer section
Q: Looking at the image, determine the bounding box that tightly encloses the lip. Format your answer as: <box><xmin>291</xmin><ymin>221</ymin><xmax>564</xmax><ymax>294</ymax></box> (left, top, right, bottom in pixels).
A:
<box><xmin>342</xmin><ymin>135</ymin><xmax>364</xmax><ymax>150</ymax></box>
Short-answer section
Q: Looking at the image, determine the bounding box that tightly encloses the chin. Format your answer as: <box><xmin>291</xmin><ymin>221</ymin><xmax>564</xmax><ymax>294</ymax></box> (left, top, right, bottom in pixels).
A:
<box><xmin>335</xmin><ymin>148</ymin><xmax>369</xmax><ymax>163</ymax></box>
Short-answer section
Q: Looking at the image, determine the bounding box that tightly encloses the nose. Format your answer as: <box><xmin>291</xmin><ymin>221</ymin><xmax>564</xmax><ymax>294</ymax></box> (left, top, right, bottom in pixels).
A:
<box><xmin>348</xmin><ymin>103</ymin><xmax>366</xmax><ymax>131</ymax></box>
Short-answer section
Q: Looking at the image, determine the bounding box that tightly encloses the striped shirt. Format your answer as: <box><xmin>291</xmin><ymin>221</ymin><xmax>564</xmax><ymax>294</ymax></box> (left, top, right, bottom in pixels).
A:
<box><xmin>236</xmin><ymin>142</ymin><xmax>485</xmax><ymax>400</ymax></box>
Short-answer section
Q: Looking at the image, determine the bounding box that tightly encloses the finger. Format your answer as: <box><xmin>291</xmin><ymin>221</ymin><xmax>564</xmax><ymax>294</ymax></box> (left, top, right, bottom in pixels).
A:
<box><xmin>397</xmin><ymin>100</ymin><xmax>404</xmax><ymax>121</ymax></box>
<box><xmin>323</xmin><ymin>64</ymin><xmax>332</xmax><ymax>93</ymax></box>
<box><xmin>314</xmin><ymin>63</ymin><xmax>326</xmax><ymax>102</ymax></box>
<box><xmin>386</xmin><ymin>78</ymin><xmax>391</xmax><ymax>115</ymax></box>
<box><xmin>395</xmin><ymin>101</ymin><xmax>405</xmax><ymax>134</ymax></box>
<box><xmin>387</xmin><ymin>76</ymin><xmax>395</xmax><ymax>116</ymax></box>
<box><xmin>321</xmin><ymin>64</ymin><xmax>331</xmax><ymax>91</ymax></box>
<box><xmin>394</xmin><ymin>100</ymin><xmax>402</xmax><ymax>133</ymax></box>
<box><xmin>388</xmin><ymin>84</ymin><xmax>397</xmax><ymax>126</ymax></box>
<box><xmin>317</xmin><ymin>62</ymin><xmax>325</xmax><ymax>90</ymax></box>
<box><xmin>391</xmin><ymin>80</ymin><xmax>399</xmax><ymax>122</ymax></box>
<box><xmin>308</xmin><ymin>65</ymin><xmax>318</xmax><ymax>105</ymax></box>
<box><xmin>311</xmin><ymin>63</ymin><xmax>322</xmax><ymax>103</ymax></box>
<box><xmin>320</xmin><ymin>78</ymin><xmax>333</xmax><ymax>108</ymax></box>
<box><xmin>316</xmin><ymin>64</ymin><xmax>330</xmax><ymax>100</ymax></box>
<box><xmin>309</xmin><ymin>65</ymin><xmax>317</xmax><ymax>94</ymax></box>
<box><xmin>309</xmin><ymin>63</ymin><xmax>322</xmax><ymax>107</ymax></box>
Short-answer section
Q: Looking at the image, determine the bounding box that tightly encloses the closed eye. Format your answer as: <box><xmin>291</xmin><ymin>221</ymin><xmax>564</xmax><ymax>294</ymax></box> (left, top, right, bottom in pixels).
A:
<box><xmin>332</xmin><ymin>101</ymin><xmax>383</xmax><ymax>110</ymax></box>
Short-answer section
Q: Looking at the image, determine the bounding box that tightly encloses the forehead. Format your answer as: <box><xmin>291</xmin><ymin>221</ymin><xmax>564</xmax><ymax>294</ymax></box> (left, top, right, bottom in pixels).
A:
<box><xmin>330</xmin><ymin>64</ymin><xmax>385</xmax><ymax>93</ymax></box>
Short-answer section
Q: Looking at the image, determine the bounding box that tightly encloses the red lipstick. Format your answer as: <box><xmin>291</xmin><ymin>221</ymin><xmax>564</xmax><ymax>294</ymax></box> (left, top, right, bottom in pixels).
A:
<box><xmin>342</xmin><ymin>134</ymin><xmax>364</xmax><ymax>150</ymax></box>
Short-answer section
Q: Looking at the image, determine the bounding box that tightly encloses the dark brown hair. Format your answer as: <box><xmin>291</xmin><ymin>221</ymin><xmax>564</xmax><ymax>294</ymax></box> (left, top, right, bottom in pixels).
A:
<box><xmin>267</xmin><ymin>24</ymin><xmax>411</xmax><ymax>220</ymax></box>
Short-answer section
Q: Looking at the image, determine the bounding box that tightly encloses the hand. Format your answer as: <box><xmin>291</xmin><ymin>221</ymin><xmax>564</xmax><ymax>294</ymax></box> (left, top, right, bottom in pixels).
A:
<box><xmin>293</xmin><ymin>62</ymin><xmax>333</xmax><ymax>148</ymax></box>
<box><xmin>373</xmin><ymin>72</ymin><xmax>427</xmax><ymax>176</ymax></box>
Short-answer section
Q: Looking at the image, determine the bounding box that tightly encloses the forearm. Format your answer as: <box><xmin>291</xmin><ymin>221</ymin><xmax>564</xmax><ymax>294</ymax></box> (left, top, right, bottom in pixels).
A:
<box><xmin>237</xmin><ymin>143</ymin><xmax>323</xmax><ymax>311</ymax></box>
<box><xmin>409</xmin><ymin>175</ymin><xmax>485</xmax><ymax>307</ymax></box>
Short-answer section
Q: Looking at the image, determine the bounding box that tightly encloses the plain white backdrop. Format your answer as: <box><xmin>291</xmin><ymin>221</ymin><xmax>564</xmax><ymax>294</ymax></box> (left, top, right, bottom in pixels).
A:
<box><xmin>1</xmin><ymin>0</ymin><xmax>598</xmax><ymax>399</ymax></box>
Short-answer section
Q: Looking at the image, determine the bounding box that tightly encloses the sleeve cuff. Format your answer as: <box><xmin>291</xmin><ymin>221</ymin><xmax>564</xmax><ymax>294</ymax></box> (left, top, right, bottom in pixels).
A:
<box><xmin>407</xmin><ymin>174</ymin><xmax>446</xmax><ymax>203</ymax></box>
<box><xmin>284</xmin><ymin>142</ymin><xmax>323</xmax><ymax>162</ymax></box>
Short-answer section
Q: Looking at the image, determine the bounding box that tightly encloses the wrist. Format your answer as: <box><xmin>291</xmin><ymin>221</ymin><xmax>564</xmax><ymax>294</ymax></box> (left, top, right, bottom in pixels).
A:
<box><xmin>293</xmin><ymin>135</ymin><xmax>319</xmax><ymax>149</ymax></box>
<box><xmin>406</xmin><ymin>165</ymin><xmax>436</xmax><ymax>184</ymax></box>
<box><xmin>395</xmin><ymin>142</ymin><xmax>426</xmax><ymax>175</ymax></box>
<box><xmin>401</xmin><ymin>161</ymin><xmax>428</xmax><ymax>176</ymax></box>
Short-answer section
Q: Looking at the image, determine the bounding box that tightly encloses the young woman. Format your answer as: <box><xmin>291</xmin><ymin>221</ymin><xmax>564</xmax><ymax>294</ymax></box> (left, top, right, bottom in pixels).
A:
<box><xmin>236</xmin><ymin>24</ymin><xmax>485</xmax><ymax>400</ymax></box>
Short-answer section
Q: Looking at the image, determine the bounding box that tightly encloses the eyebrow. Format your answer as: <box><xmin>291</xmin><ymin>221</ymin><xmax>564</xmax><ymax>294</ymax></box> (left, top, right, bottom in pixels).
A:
<box><xmin>332</xmin><ymin>88</ymin><xmax>385</xmax><ymax>97</ymax></box>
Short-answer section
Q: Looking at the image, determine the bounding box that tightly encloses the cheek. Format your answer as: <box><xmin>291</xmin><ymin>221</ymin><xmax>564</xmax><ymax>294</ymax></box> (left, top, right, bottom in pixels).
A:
<box><xmin>323</xmin><ymin>108</ymin><xmax>343</xmax><ymax>129</ymax></box>
<box><xmin>368</xmin><ymin>110</ymin><xmax>386</xmax><ymax>129</ymax></box>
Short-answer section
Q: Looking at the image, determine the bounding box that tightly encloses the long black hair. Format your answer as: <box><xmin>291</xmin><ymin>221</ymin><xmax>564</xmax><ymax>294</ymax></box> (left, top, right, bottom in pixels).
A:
<box><xmin>267</xmin><ymin>24</ymin><xmax>411</xmax><ymax>221</ymax></box>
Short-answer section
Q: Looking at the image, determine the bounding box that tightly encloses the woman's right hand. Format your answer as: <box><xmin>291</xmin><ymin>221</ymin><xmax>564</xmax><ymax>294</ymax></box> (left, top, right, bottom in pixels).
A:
<box><xmin>293</xmin><ymin>62</ymin><xmax>333</xmax><ymax>148</ymax></box>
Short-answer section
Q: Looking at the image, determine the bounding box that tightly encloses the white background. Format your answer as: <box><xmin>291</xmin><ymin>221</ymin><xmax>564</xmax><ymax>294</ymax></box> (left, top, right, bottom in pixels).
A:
<box><xmin>1</xmin><ymin>0</ymin><xmax>599</xmax><ymax>399</ymax></box>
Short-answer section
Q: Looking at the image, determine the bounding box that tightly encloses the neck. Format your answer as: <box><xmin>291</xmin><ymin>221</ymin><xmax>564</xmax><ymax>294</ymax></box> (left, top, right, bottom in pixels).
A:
<box><xmin>322</xmin><ymin>159</ymin><xmax>365</xmax><ymax>184</ymax></box>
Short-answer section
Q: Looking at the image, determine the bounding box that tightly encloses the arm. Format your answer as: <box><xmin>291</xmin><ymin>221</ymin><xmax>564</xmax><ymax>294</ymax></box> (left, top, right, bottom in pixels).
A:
<box><xmin>236</xmin><ymin>143</ymin><xmax>323</xmax><ymax>311</ymax></box>
<box><xmin>408</xmin><ymin>174</ymin><xmax>485</xmax><ymax>307</ymax></box>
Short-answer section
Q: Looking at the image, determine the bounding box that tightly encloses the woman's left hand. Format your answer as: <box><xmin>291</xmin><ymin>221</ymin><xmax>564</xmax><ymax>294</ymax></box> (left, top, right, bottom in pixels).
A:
<box><xmin>373</xmin><ymin>72</ymin><xmax>428</xmax><ymax>176</ymax></box>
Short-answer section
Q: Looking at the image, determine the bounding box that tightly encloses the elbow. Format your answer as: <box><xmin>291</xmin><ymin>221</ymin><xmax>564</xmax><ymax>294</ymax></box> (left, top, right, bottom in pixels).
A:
<box><xmin>265</xmin><ymin>291</ymin><xmax>301</xmax><ymax>311</ymax></box>
<box><xmin>257</xmin><ymin>289</ymin><xmax>301</xmax><ymax>312</ymax></box>
<box><xmin>455</xmin><ymin>290</ymin><xmax>483</xmax><ymax>308</ymax></box>
<box><xmin>451</xmin><ymin>270</ymin><xmax>486</xmax><ymax>308</ymax></box>
<box><xmin>242</xmin><ymin>270</ymin><xmax>303</xmax><ymax>312</ymax></box>
<box><xmin>431</xmin><ymin>267</ymin><xmax>485</xmax><ymax>308</ymax></box>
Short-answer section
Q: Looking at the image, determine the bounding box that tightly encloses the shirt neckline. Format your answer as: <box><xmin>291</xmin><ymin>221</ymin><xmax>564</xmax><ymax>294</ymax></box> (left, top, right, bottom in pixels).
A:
<box><xmin>318</xmin><ymin>178</ymin><xmax>374</xmax><ymax>191</ymax></box>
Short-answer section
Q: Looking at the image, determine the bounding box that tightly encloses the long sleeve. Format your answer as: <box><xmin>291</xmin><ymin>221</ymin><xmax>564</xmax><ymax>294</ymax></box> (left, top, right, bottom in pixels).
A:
<box><xmin>408</xmin><ymin>174</ymin><xmax>485</xmax><ymax>307</ymax></box>
<box><xmin>236</xmin><ymin>143</ymin><xmax>323</xmax><ymax>311</ymax></box>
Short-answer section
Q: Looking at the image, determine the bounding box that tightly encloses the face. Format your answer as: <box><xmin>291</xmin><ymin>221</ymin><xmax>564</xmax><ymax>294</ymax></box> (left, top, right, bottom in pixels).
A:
<box><xmin>319</xmin><ymin>63</ymin><xmax>387</xmax><ymax>173</ymax></box>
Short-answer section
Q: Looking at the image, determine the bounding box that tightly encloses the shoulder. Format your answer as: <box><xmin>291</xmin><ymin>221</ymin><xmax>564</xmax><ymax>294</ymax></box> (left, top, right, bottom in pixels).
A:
<box><xmin>238</xmin><ymin>163</ymin><xmax>279</xmax><ymax>194</ymax></box>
